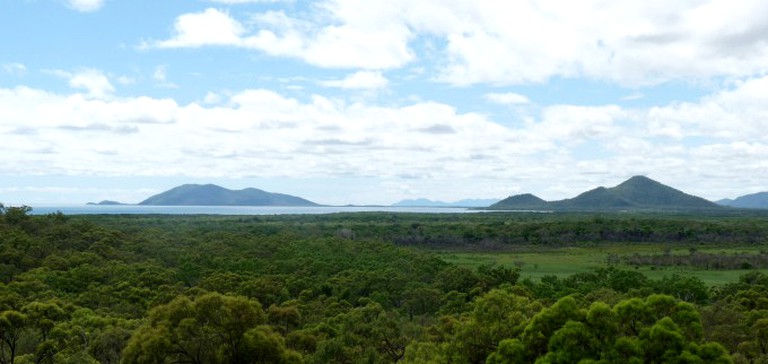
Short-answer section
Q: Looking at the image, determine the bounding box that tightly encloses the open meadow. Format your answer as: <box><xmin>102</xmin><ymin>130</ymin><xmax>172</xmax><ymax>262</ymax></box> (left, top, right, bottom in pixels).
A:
<box><xmin>439</xmin><ymin>244</ymin><xmax>768</xmax><ymax>285</ymax></box>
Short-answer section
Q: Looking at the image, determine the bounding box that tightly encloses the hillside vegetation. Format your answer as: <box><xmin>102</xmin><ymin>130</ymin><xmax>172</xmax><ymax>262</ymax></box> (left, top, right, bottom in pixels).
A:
<box><xmin>491</xmin><ymin>176</ymin><xmax>723</xmax><ymax>212</ymax></box>
<box><xmin>139</xmin><ymin>184</ymin><xmax>319</xmax><ymax>206</ymax></box>
<box><xmin>719</xmin><ymin>192</ymin><xmax>768</xmax><ymax>209</ymax></box>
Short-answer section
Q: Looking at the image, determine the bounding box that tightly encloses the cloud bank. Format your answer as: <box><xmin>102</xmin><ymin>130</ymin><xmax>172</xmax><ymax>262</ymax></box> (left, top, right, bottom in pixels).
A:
<box><xmin>148</xmin><ymin>1</ymin><xmax>768</xmax><ymax>85</ymax></box>
<box><xmin>3</xmin><ymin>74</ymin><xmax>768</xmax><ymax>200</ymax></box>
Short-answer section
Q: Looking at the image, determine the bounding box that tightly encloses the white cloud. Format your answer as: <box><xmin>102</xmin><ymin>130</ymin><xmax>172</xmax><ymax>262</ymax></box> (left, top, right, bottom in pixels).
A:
<box><xmin>47</xmin><ymin>69</ymin><xmax>115</xmax><ymax>99</ymax></box>
<box><xmin>535</xmin><ymin>105</ymin><xmax>626</xmax><ymax>143</ymax></box>
<box><xmin>621</xmin><ymin>93</ymin><xmax>645</xmax><ymax>101</ymax></box>
<box><xmin>151</xmin><ymin>8</ymin><xmax>245</xmax><ymax>48</ymax></box>
<box><xmin>210</xmin><ymin>0</ymin><xmax>286</xmax><ymax>3</ymax></box>
<box><xmin>4</xmin><ymin>73</ymin><xmax>768</xmax><ymax>202</ymax></box>
<box><xmin>0</xmin><ymin>85</ymin><xmax>541</xmax><ymax>184</ymax></box>
<box><xmin>485</xmin><ymin>92</ymin><xmax>531</xmax><ymax>105</ymax></box>
<box><xmin>151</xmin><ymin>65</ymin><xmax>179</xmax><ymax>88</ymax></box>
<box><xmin>203</xmin><ymin>92</ymin><xmax>223</xmax><ymax>105</ymax></box>
<box><xmin>644</xmin><ymin>76</ymin><xmax>768</xmax><ymax>140</ymax></box>
<box><xmin>3</xmin><ymin>63</ymin><xmax>27</xmax><ymax>76</ymax></box>
<box><xmin>422</xmin><ymin>0</ymin><xmax>768</xmax><ymax>85</ymax></box>
<box><xmin>153</xmin><ymin>66</ymin><xmax>168</xmax><ymax>82</ymax></box>
<box><xmin>67</xmin><ymin>0</ymin><xmax>104</xmax><ymax>12</ymax></box>
<box><xmin>148</xmin><ymin>7</ymin><xmax>414</xmax><ymax>69</ymax></box>
<box><xmin>149</xmin><ymin>1</ymin><xmax>768</xmax><ymax>84</ymax></box>
<box><xmin>319</xmin><ymin>71</ymin><xmax>389</xmax><ymax>90</ymax></box>
<box><xmin>69</xmin><ymin>70</ymin><xmax>115</xmax><ymax>99</ymax></box>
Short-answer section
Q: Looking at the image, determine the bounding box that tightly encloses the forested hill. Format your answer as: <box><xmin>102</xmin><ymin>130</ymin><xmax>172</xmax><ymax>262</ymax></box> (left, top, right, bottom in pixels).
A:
<box><xmin>490</xmin><ymin>176</ymin><xmax>722</xmax><ymax>212</ymax></box>
<box><xmin>718</xmin><ymin>191</ymin><xmax>768</xmax><ymax>209</ymax></box>
<box><xmin>138</xmin><ymin>184</ymin><xmax>320</xmax><ymax>206</ymax></box>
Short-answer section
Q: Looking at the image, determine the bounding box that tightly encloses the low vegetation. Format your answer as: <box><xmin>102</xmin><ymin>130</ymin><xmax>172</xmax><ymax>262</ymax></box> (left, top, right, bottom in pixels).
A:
<box><xmin>2</xmin><ymin>204</ymin><xmax>768</xmax><ymax>362</ymax></box>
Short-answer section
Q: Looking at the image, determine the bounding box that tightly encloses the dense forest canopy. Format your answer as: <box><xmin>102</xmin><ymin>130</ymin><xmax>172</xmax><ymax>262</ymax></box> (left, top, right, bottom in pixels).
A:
<box><xmin>1</xmin><ymin>204</ymin><xmax>768</xmax><ymax>362</ymax></box>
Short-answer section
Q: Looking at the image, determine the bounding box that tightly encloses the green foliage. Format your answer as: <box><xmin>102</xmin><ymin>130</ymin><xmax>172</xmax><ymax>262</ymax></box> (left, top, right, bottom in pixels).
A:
<box><xmin>3</xmin><ymin>207</ymin><xmax>768</xmax><ymax>362</ymax></box>
<box><xmin>121</xmin><ymin>292</ymin><xmax>289</xmax><ymax>364</ymax></box>
<box><xmin>479</xmin><ymin>294</ymin><xmax>729</xmax><ymax>364</ymax></box>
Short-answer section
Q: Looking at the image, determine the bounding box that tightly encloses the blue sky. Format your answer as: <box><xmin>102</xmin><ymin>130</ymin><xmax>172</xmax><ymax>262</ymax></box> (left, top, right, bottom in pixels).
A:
<box><xmin>2</xmin><ymin>0</ymin><xmax>768</xmax><ymax>206</ymax></box>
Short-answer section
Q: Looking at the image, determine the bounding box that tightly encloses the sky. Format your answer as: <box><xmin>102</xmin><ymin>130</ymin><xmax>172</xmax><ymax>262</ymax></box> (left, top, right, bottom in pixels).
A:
<box><xmin>2</xmin><ymin>0</ymin><xmax>768</xmax><ymax>206</ymax></box>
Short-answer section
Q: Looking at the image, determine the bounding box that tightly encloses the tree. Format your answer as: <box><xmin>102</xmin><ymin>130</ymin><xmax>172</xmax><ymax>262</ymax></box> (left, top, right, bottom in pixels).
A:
<box><xmin>0</xmin><ymin>310</ymin><xmax>26</xmax><ymax>364</ymax></box>
<box><xmin>487</xmin><ymin>294</ymin><xmax>731</xmax><ymax>364</ymax></box>
<box><xmin>2</xmin><ymin>206</ymin><xmax>32</xmax><ymax>227</ymax></box>
<box><xmin>455</xmin><ymin>288</ymin><xmax>540</xmax><ymax>363</ymax></box>
<box><xmin>122</xmin><ymin>292</ymin><xmax>299</xmax><ymax>364</ymax></box>
<box><xmin>520</xmin><ymin>295</ymin><xmax>583</xmax><ymax>360</ymax></box>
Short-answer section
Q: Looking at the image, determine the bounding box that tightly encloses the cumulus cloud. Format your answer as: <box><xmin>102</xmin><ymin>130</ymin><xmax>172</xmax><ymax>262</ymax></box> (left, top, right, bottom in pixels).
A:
<box><xmin>4</xmin><ymin>73</ymin><xmax>768</xmax><ymax>201</ymax></box>
<box><xmin>69</xmin><ymin>70</ymin><xmax>115</xmax><ymax>98</ymax></box>
<box><xmin>147</xmin><ymin>7</ymin><xmax>414</xmax><ymax>69</ymax></box>
<box><xmin>67</xmin><ymin>0</ymin><xmax>104</xmax><ymax>12</ymax></box>
<box><xmin>643</xmin><ymin>76</ymin><xmax>768</xmax><ymax>140</ymax></box>
<box><xmin>0</xmin><ymin>85</ymin><xmax>540</xmax><ymax>183</ymax></box>
<box><xmin>535</xmin><ymin>105</ymin><xmax>627</xmax><ymax>143</ymax></box>
<box><xmin>485</xmin><ymin>92</ymin><xmax>531</xmax><ymax>105</ymax></box>
<box><xmin>149</xmin><ymin>1</ymin><xmax>768</xmax><ymax>85</ymax></box>
<box><xmin>210</xmin><ymin>0</ymin><xmax>286</xmax><ymax>3</ymax></box>
<box><xmin>47</xmin><ymin>69</ymin><xmax>115</xmax><ymax>99</ymax></box>
<box><xmin>319</xmin><ymin>71</ymin><xmax>389</xmax><ymax>90</ymax></box>
<box><xmin>151</xmin><ymin>8</ymin><xmax>245</xmax><ymax>48</ymax></box>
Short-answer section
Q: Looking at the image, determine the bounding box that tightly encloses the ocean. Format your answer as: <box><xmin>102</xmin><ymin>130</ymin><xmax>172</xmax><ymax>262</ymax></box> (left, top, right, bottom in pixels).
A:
<box><xmin>27</xmin><ymin>205</ymin><xmax>479</xmax><ymax>216</ymax></box>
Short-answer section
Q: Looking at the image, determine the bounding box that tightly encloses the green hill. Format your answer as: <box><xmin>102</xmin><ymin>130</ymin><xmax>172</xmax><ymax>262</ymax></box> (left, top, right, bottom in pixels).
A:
<box><xmin>138</xmin><ymin>184</ymin><xmax>320</xmax><ymax>206</ymax></box>
<box><xmin>490</xmin><ymin>176</ymin><xmax>722</xmax><ymax>212</ymax></box>
<box><xmin>610</xmin><ymin>175</ymin><xmax>716</xmax><ymax>208</ymax></box>
<box><xmin>553</xmin><ymin>187</ymin><xmax>634</xmax><ymax>210</ymax></box>
<box><xmin>488</xmin><ymin>193</ymin><xmax>549</xmax><ymax>210</ymax></box>
<box><xmin>718</xmin><ymin>192</ymin><xmax>768</xmax><ymax>209</ymax></box>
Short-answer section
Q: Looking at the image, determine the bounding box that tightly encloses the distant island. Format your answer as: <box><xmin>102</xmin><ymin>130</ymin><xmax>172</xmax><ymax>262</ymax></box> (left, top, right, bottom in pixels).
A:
<box><xmin>489</xmin><ymin>176</ymin><xmax>724</xmax><ymax>212</ymax></box>
<box><xmin>86</xmin><ymin>200</ymin><xmax>128</xmax><ymax>206</ymax></box>
<box><xmin>137</xmin><ymin>184</ymin><xmax>320</xmax><ymax>206</ymax></box>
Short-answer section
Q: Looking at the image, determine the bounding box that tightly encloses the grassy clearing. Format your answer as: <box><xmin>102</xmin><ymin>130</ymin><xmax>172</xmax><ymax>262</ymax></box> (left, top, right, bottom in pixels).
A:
<box><xmin>438</xmin><ymin>243</ymin><xmax>768</xmax><ymax>286</ymax></box>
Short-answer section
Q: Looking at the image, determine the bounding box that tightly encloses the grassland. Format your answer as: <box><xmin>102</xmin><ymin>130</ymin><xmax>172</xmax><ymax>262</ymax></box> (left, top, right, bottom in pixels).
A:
<box><xmin>438</xmin><ymin>243</ymin><xmax>768</xmax><ymax>286</ymax></box>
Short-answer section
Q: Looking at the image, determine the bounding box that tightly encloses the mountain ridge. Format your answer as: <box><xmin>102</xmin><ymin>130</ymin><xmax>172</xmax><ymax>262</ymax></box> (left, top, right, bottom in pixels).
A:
<box><xmin>490</xmin><ymin>176</ymin><xmax>723</xmax><ymax>212</ymax></box>
<box><xmin>138</xmin><ymin>184</ymin><xmax>320</xmax><ymax>206</ymax></box>
<box><xmin>718</xmin><ymin>192</ymin><xmax>768</xmax><ymax>209</ymax></box>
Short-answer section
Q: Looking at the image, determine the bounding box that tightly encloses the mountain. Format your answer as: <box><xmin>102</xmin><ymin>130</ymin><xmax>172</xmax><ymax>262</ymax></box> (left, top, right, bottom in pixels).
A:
<box><xmin>392</xmin><ymin>198</ymin><xmax>499</xmax><ymax>207</ymax></box>
<box><xmin>489</xmin><ymin>176</ymin><xmax>722</xmax><ymax>212</ymax></box>
<box><xmin>717</xmin><ymin>192</ymin><xmax>768</xmax><ymax>209</ymax></box>
<box><xmin>487</xmin><ymin>193</ymin><xmax>549</xmax><ymax>210</ymax></box>
<box><xmin>553</xmin><ymin>187</ymin><xmax>634</xmax><ymax>210</ymax></box>
<box><xmin>138</xmin><ymin>184</ymin><xmax>319</xmax><ymax>206</ymax></box>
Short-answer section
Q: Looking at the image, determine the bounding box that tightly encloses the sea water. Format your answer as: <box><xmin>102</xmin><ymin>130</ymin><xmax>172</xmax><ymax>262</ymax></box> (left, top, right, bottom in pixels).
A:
<box><xmin>27</xmin><ymin>205</ymin><xmax>480</xmax><ymax>215</ymax></box>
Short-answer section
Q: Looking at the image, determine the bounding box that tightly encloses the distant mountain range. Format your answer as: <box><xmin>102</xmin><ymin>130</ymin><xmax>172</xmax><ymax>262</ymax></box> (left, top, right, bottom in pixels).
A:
<box><xmin>717</xmin><ymin>192</ymin><xmax>768</xmax><ymax>209</ymax></box>
<box><xmin>391</xmin><ymin>198</ymin><xmax>499</xmax><ymax>208</ymax></box>
<box><xmin>138</xmin><ymin>184</ymin><xmax>319</xmax><ymax>206</ymax></box>
<box><xmin>84</xmin><ymin>179</ymin><xmax>768</xmax><ymax>211</ymax></box>
<box><xmin>489</xmin><ymin>176</ymin><xmax>723</xmax><ymax>212</ymax></box>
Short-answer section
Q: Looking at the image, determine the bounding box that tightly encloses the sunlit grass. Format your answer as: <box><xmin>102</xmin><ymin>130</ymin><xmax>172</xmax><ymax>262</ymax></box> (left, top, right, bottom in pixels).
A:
<box><xmin>438</xmin><ymin>243</ymin><xmax>768</xmax><ymax>286</ymax></box>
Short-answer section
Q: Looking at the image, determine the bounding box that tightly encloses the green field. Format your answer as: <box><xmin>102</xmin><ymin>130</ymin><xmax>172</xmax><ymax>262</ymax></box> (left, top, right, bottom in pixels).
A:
<box><xmin>438</xmin><ymin>244</ymin><xmax>768</xmax><ymax>285</ymax></box>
